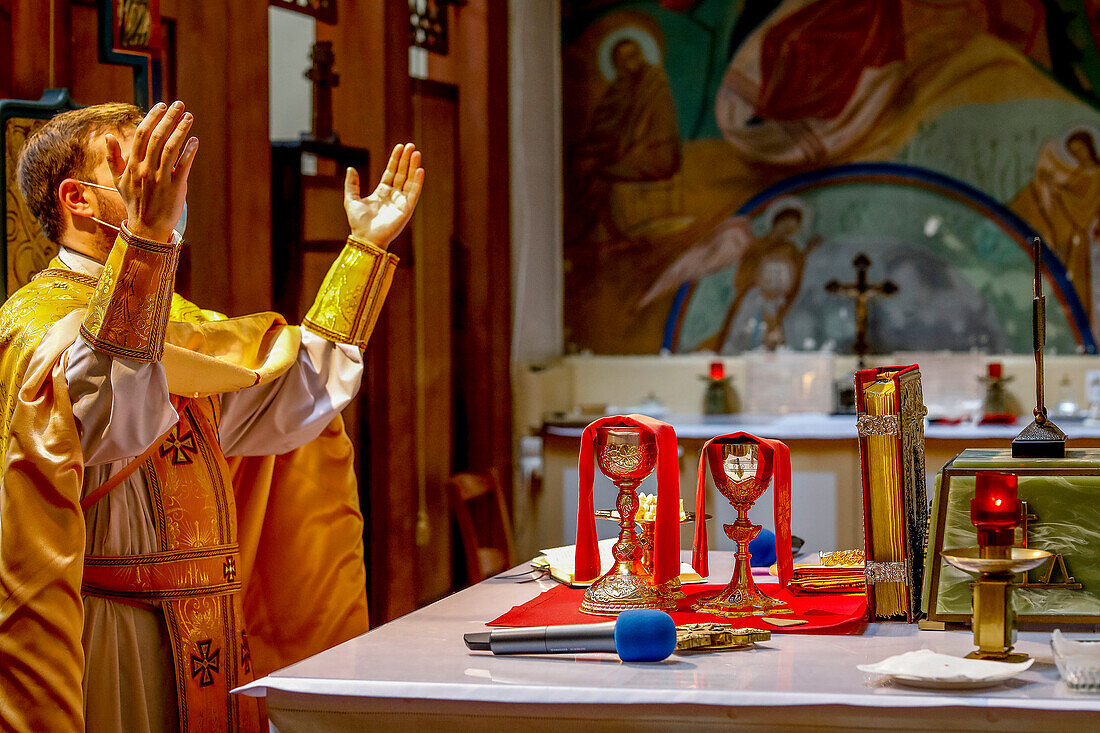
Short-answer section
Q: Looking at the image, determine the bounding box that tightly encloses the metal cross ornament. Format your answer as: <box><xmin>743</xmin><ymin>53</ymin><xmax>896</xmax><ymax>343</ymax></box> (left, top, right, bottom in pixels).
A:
<box><xmin>825</xmin><ymin>253</ymin><xmax>898</xmax><ymax>369</ymax></box>
<box><xmin>190</xmin><ymin>639</ymin><xmax>220</xmax><ymax>688</ymax></box>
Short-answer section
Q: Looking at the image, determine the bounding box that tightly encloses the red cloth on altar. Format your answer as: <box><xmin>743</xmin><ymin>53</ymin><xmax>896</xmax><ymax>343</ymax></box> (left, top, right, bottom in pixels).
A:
<box><xmin>692</xmin><ymin>433</ymin><xmax>793</xmax><ymax>588</ymax></box>
<box><xmin>576</xmin><ymin>415</ymin><xmax>686</xmax><ymax>585</ymax></box>
<box><xmin>487</xmin><ymin>584</ymin><xmax>867</xmax><ymax>635</ymax></box>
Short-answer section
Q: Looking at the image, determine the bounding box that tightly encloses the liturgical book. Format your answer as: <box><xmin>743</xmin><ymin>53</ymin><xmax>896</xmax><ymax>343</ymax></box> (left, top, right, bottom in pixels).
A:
<box><xmin>855</xmin><ymin>365</ymin><xmax>929</xmax><ymax>621</ymax></box>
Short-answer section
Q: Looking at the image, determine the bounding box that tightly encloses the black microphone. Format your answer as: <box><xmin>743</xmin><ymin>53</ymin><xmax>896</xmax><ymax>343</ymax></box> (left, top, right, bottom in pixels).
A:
<box><xmin>463</xmin><ymin>608</ymin><xmax>676</xmax><ymax>662</ymax></box>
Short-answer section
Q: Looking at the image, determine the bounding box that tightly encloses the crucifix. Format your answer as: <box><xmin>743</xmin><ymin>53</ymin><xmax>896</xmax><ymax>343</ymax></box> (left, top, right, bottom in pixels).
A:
<box><xmin>304</xmin><ymin>41</ymin><xmax>340</xmax><ymax>142</ymax></box>
<box><xmin>824</xmin><ymin>253</ymin><xmax>897</xmax><ymax>369</ymax></box>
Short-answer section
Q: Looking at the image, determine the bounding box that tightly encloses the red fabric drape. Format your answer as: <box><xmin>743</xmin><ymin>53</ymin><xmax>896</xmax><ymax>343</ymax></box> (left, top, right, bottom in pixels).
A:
<box><xmin>575</xmin><ymin>415</ymin><xmax>681</xmax><ymax>585</ymax></box>
<box><xmin>692</xmin><ymin>433</ymin><xmax>793</xmax><ymax>587</ymax></box>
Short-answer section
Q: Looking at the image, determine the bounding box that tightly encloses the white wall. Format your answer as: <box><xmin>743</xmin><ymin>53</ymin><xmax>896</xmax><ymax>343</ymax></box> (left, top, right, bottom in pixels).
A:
<box><xmin>268</xmin><ymin>7</ymin><xmax>315</xmax><ymax>142</ymax></box>
<box><xmin>509</xmin><ymin>0</ymin><xmax>564</xmax><ymax>366</ymax></box>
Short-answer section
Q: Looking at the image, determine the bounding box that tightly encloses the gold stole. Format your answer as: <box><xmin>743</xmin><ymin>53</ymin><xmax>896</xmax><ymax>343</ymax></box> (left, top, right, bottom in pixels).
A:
<box><xmin>81</xmin><ymin>397</ymin><xmax>261</xmax><ymax>733</ymax></box>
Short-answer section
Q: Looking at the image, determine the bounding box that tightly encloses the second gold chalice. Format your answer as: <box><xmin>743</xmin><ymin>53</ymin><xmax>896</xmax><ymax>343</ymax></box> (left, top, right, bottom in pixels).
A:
<box><xmin>693</xmin><ymin>440</ymin><xmax>792</xmax><ymax>618</ymax></box>
<box><xmin>580</xmin><ymin>426</ymin><xmax>676</xmax><ymax>615</ymax></box>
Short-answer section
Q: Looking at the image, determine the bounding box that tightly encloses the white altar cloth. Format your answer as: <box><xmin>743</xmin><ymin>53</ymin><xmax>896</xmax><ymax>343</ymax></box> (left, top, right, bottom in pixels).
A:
<box><xmin>239</xmin><ymin>552</ymin><xmax>1100</xmax><ymax>732</ymax></box>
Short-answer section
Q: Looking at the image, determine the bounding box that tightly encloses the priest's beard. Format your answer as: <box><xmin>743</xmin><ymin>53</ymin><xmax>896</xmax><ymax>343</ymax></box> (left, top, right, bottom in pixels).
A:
<box><xmin>91</xmin><ymin>188</ymin><xmax>127</xmax><ymax>261</ymax></box>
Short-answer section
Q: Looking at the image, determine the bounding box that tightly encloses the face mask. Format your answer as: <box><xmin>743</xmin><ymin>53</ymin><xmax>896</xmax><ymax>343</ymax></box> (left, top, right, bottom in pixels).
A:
<box><xmin>78</xmin><ymin>181</ymin><xmax>122</xmax><ymax>234</ymax></box>
<box><xmin>79</xmin><ymin>181</ymin><xmax>187</xmax><ymax>239</ymax></box>
<box><xmin>176</xmin><ymin>201</ymin><xmax>187</xmax><ymax>238</ymax></box>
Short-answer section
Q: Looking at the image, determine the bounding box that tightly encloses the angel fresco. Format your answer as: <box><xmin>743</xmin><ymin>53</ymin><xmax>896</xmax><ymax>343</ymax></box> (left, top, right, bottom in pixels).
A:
<box><xmin>1011</xmin><ymin>128</ymin><xmax>1100</xmax><ymax>309</ymax></box>
<box><xmin>644</xmin><ymin>200</ymin><xmax>819</xmax><ymax>353</ymax></box>
<box><xmin>714</xmin><ymin>204</ymin><xmax>821</xmax><ymax>353</ymax></box>
<box><xmin>637</xmin><ymin>216</ymin><xmax>754</xmax><ymax>310</ymax></box>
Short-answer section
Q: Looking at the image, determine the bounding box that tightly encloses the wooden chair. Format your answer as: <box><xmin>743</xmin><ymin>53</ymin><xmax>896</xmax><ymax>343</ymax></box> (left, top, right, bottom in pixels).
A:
<box><xmin>446</xmin><ymin>470</ymin><xmax>515</xmax><ymax>586</ymax></box>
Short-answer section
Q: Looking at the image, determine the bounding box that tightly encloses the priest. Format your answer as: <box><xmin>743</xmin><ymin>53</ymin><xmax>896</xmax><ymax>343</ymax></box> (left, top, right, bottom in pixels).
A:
<box><xmin>0</xmin><ymin>100</ymin><xmax>423</xmax><ymax>732</ymax></box>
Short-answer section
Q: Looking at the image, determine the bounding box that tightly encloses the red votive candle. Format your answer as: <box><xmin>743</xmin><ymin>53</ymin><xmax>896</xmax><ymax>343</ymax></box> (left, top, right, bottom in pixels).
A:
<box><xmin>971</xmin><ymin>472</ymin><xmax>1020</xmax><ymax>547</ymax></box>
<box><xmin>988</xmin><ymin>363</ymin><xmax>1002</xmax><ymax>379</ymax></box>
<box><xmin>709</xmin><ymin>361</ymin><xmax>725</xmax><ymax>381</ymax></box>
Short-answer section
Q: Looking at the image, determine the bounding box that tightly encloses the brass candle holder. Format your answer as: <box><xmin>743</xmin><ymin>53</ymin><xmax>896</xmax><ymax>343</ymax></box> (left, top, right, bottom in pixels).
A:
<box><xmin>941</xmin><ymin>547</ymin><xmax>1052</xmax><ymax>662</ymax></box>
<box><xmin>694</xmin><ymin>441</ymin><xmax>792</xmax><ymax>618</ymax></box>
<box><xmin>580</xmin><ymin>427</ymin><xmax>675</xmax><ymax>615</ymax></box>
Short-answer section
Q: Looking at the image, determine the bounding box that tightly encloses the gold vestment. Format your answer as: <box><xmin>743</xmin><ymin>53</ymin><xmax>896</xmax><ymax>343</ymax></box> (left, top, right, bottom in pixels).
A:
<box><xmin>0</xmin><ymin>228</ymin><xmax>395</xmax><ymax>732</ymax></box>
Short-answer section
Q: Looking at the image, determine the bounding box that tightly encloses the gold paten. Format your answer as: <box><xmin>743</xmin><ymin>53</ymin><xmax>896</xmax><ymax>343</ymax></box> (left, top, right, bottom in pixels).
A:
<box><xmin>303</xmin><ymin>235</ymin><xmax>398</xmax><ymax>348</ymax></box>
<box><xmin>694</xmin><ymin>442</ymin><xmax>793</xmax><ymax>618</ymax></box>
<box><xmin>580</xmin><ymin>427</ymin><xmax>675</xmax><ymax>615</ymax></box>
<box><xmin>675</xmin><ymin>623</ymin><xmax>770</xmax><ymax>651</ymax></box>
<box><xmin>941</xmin><ymin>547</ymin><xmax>1052</xmax><ymax>662</ymax></box>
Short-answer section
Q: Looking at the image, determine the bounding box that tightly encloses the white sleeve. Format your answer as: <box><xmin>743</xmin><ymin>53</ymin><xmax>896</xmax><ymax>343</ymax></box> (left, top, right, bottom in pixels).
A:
<box><xmin>216</xmin><ymin>327</ymin><xmax>363</xmax><ymax>457</ymax></box>
<box><xmin>65</xmin><ymin>338</ymin><xmax>179</xmax><ymax>466</ymax></box>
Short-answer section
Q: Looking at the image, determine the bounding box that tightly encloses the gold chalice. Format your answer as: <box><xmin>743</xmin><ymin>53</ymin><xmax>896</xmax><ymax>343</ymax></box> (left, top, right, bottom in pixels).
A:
<box><xmin>581</xmin><ymin>427</ymin><xmax>676</xmax><ymax>615</ymax></box>
<box><xmin>693</xmin><ymin>441</ymin><xmax>792</xmax><ymax>618</ymax></box>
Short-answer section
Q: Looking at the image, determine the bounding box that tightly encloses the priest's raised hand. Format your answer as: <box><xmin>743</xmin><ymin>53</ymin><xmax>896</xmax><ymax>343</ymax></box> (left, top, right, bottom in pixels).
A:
<box><xmin>344</xmin><ymin>142</ymin><xmax>425</xmax><ymax>249</ymax></box>
<box><xmin>105</xmin><ymin>99</ymin><xmax>198</xmax><ymax>244</ymax></box>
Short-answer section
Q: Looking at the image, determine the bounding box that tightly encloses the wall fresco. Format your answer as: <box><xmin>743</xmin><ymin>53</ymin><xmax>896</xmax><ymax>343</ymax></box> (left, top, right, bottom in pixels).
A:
<box><xmin>562</xmin><ymin>0</ymin><xmax>1100</xmax><ymax>355</ymax></box>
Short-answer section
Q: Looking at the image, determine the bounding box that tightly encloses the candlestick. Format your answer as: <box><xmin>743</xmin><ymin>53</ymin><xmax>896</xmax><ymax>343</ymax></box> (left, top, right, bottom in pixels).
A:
<box><xmin>700</xmin><ymin>363</ymin><xmax>733</xmax><ymax>414</ymax></box>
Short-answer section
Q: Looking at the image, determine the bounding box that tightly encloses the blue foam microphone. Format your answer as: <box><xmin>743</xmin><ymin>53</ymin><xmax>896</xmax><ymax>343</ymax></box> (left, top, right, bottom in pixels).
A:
<box><xmin>463</xmin><ymin>608</ymin><xmax>676</xmax><ymax>662</ymax></box>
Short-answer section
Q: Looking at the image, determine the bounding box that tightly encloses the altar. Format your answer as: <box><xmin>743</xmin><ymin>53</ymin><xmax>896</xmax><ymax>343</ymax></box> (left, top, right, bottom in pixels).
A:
<box><xmin>239</xmin><ymin>551</ymin><xmax>1100</xmax><ymax>732</ymax></box>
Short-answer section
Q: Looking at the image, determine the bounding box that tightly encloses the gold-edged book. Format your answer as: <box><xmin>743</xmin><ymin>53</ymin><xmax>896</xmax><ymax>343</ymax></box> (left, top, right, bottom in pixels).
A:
<box><xmin>855</xmin><ymin>365</ymin><xmax>928</xmax><ymax>621</ymax></box>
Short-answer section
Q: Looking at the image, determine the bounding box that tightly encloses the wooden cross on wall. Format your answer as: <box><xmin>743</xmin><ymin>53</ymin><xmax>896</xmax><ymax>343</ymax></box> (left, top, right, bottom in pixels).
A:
<box><xmin>304</xmin><ymin>41</ymin><xmax>339</xmax><ymax>142</ymax></box>
<box><xmin>825</xmin><ymin>253</ymin><xmax>897</xmax><ymax>369</ymax></box>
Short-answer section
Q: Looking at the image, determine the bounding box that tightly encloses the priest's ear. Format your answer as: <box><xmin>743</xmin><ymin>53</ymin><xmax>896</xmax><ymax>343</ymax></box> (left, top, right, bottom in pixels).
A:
<box><xmin>57</xmin><ymin>179</ymin><xmax>95</xmax><ymax>219</ymax></box>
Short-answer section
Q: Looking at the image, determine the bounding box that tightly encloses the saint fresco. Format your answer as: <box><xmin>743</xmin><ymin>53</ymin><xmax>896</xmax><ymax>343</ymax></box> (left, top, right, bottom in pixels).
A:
<box><xmin>562</xmin><ymin>0</ymin><xmax>1100</xmax><ymax>356</ymax></box>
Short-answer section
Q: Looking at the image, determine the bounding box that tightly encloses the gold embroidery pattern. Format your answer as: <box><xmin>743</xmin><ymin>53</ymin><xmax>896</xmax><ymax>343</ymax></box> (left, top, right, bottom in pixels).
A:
<box><xmin>170</xmin><ymin>293</ymin><xmax>227</xmax><ymax>323</ymax></box>
<box><xmin>0</xmin><ymin>268</ymin><xmax>96</xmax><ymax>458</ymax></box>
<box><xmin>81</xmin><ymin>544</ymin><xmax>242</xmax><ymax>601</ymax></box>
<box><xmin>139</xmin><ymin>398</ymin><xmax>253</xmax><ymax>732</ymax></box>
<box><xmin>856</xmin><ymin>412</ymin><xmax>900</xmax><ymax>437</ymax></box>
<box><xmin>303</xmin><ymin>236</ymin><xmax>398</xmax><ymax>349</ymax></box>
<box><xmin>4</xmin><ymin>118</ymin><xmax>59</xmax><ymax>296</ymax></box>
<box><xmin>81</xmin><ymin>223</ymin><xmax>181</xmax><ymax>362</ymax></box>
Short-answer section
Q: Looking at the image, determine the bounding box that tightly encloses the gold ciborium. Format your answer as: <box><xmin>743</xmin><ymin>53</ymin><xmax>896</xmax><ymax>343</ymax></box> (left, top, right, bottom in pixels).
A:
<box><xmin>693</xmin><ymin>441</ymin><xmax>792</xmax><ymax>618</ymax></box>
<box><xmin>580</xmin><ymin>427</ymin><xmax>675</xmax><ymax>615</ymax></box>
<box><xmin>640</xmin><ymin>517</ymin><xmax>687</xmax><ymax>603</ymax></box>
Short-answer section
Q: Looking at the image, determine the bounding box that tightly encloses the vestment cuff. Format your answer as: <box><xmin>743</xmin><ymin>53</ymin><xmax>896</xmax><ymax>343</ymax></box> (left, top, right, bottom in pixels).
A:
<box><xmin>80</xmin><ymin>221</ymin><xmax>181</xmax><ymax>362</ymax></box>
<box><xmin>302</xmin><ymin>235</ymin><xmax>398</xmax><ymax>349</ymax></box>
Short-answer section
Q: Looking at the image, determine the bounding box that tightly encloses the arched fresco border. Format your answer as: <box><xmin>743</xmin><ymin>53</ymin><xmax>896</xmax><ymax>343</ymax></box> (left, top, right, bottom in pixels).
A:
<box><xmin>662</xmin><ymin>162</ymin><xmax>1097</xmax><ymax>355</ymax></box>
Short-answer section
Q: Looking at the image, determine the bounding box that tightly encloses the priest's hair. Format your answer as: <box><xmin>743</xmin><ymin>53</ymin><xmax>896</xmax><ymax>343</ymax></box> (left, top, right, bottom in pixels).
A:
<box><xmin>16</xmin><ymin>103</ymin><xmax>143</xmax><ymax>243</ymax></box>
